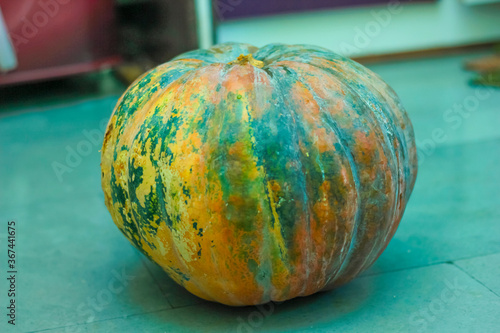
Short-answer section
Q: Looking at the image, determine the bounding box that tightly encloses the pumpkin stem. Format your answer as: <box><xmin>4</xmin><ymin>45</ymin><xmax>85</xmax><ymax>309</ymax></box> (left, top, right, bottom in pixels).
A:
<box><xmin>228</xmin><ymin>54</ymin><xmax>265</xmax><ymax>68</ymax></box>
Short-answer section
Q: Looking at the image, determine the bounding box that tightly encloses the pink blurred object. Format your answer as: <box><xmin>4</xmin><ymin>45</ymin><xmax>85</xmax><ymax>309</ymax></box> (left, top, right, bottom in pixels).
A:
<box><xmin>0</xmin><ymin>0</ymin><xmax>121</xmax><ymax>86</ymax></box>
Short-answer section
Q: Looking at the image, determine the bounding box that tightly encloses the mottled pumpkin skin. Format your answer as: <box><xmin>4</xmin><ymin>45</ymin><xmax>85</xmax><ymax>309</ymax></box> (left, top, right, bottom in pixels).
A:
<box><xmin>101</xmin><ymin>43</ymin><xmax>418</xmax><ymax>306</ymax></box>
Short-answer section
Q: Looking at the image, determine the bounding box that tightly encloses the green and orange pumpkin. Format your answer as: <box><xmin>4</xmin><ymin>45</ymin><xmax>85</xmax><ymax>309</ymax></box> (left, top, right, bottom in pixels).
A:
<box><xmin>101</xmin><ymin>43</ymin><xmax>418</xmax><ymax>306</ymax></box>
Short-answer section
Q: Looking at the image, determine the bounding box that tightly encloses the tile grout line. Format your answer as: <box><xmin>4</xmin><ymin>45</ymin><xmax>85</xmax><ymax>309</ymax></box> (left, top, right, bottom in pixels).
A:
<box><xmin>26</xmin><ymin>306</ymin><xmax>176</xmax><ymax>333</ymax></box>
<box><xmin>361</xmin><ymin>260</ymin><xmax>449</xmax><ymax>278</ymax></box>
<box><xmin>451</xmin><ymin>262</ymin><xmax>500</xmax><ymax>298</ymax></box>
<box><xmin>138</xmin><ymin>256</ymin><xmax>175</xmax><ymax>309</ymax></box>
<box><xmin>362</xmin><ymin>250</ymin><xmax>500</xmax><ymax>278</ymax></box>
<box><xmin>27</xmin><ymin>299</ymin><xmax>217</xmax><ymax>333</ymax></box>
<box><xmin>449</xmin><ymin>251</ymin><xmax>500</xmax><ymax>262</ymax></box>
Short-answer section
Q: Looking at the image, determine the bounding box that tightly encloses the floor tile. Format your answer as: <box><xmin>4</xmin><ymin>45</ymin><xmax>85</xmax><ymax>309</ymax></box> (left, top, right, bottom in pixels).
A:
<box><xmin>0</xmin><ymin>96</ymin><xmax>119</xmax><ymax>210</ymax></box>
<box><xmin>0</xmin><ymin>196</ymin><xmax>171</xmax><ymax>333</ymax></box>
<box><xmin>41</xmin><ymin>263</ymin><xmax>500</xmax><ymax>333</ymax></box>
<box><xmin>454</xmin><ymin>253</ymin><xmax>500</xmax><ymax>297</ymax></box>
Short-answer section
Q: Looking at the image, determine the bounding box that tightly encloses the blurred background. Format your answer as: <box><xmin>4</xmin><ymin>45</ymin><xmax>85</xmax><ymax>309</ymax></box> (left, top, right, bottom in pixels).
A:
<box><xmin>1</xmin><ymin>0</ymin><xmax>500</xmax><ymax>91</ymax></box>
<box><xmin>1</xmin><ymin>1</ymin><xmax>500</xmax><ymax>332</ymax></box>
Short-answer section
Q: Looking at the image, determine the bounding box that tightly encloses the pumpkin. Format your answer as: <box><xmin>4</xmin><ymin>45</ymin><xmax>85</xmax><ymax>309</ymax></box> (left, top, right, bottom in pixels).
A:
<box><xmin>101</xmin><ymin>42</ymin><xmax>418</xmax><ymax>306</ymax></box>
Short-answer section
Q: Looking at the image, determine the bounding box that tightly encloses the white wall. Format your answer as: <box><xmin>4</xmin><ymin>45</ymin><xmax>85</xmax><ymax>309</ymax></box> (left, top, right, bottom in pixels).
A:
<box><xmin>215</xmin><ymin>0</ymin><xmax>500</xmax><ymax>57</ymax></box>
<box><xmin>0</xmin><ymin>8</ymin><xmax>17</xmax><ymax>71</ymax></box>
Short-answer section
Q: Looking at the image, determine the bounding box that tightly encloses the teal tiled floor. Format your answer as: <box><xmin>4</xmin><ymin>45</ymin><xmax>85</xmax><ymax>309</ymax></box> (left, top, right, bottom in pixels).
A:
<box><xmin>1</xmin><ymin>52</ymin><xmax>499</xmax><ymax>332</ymax></box>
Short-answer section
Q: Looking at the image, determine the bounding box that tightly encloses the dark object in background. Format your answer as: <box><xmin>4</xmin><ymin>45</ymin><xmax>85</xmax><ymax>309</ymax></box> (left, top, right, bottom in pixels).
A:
<box><xmin>113</xmin><ymin>0</ymin><xmax>199</xmax><ymax>84</ymax></box>
<box><xmin>215</xmin><ymin>0</ymin><xmax>434</xmax><ymax>21</ymax></box>
<box><xmin>0</xmin><ymin>0</ymin><xmax>120</xmax><ymax>86</ymax></box>
<box><xmin>465</xmin><ymin>46</ymin><xmax>500</xmax><ymax>88</ymax></box>
<box><xmin>0</xmin><ymin>0</ymin><xmax>199</xmax><ymax>87</ymax></box>
<box><xmin>117</xmin><ymin>0</ymin><xmax>198</xmax><ymax>64</ymax></box>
